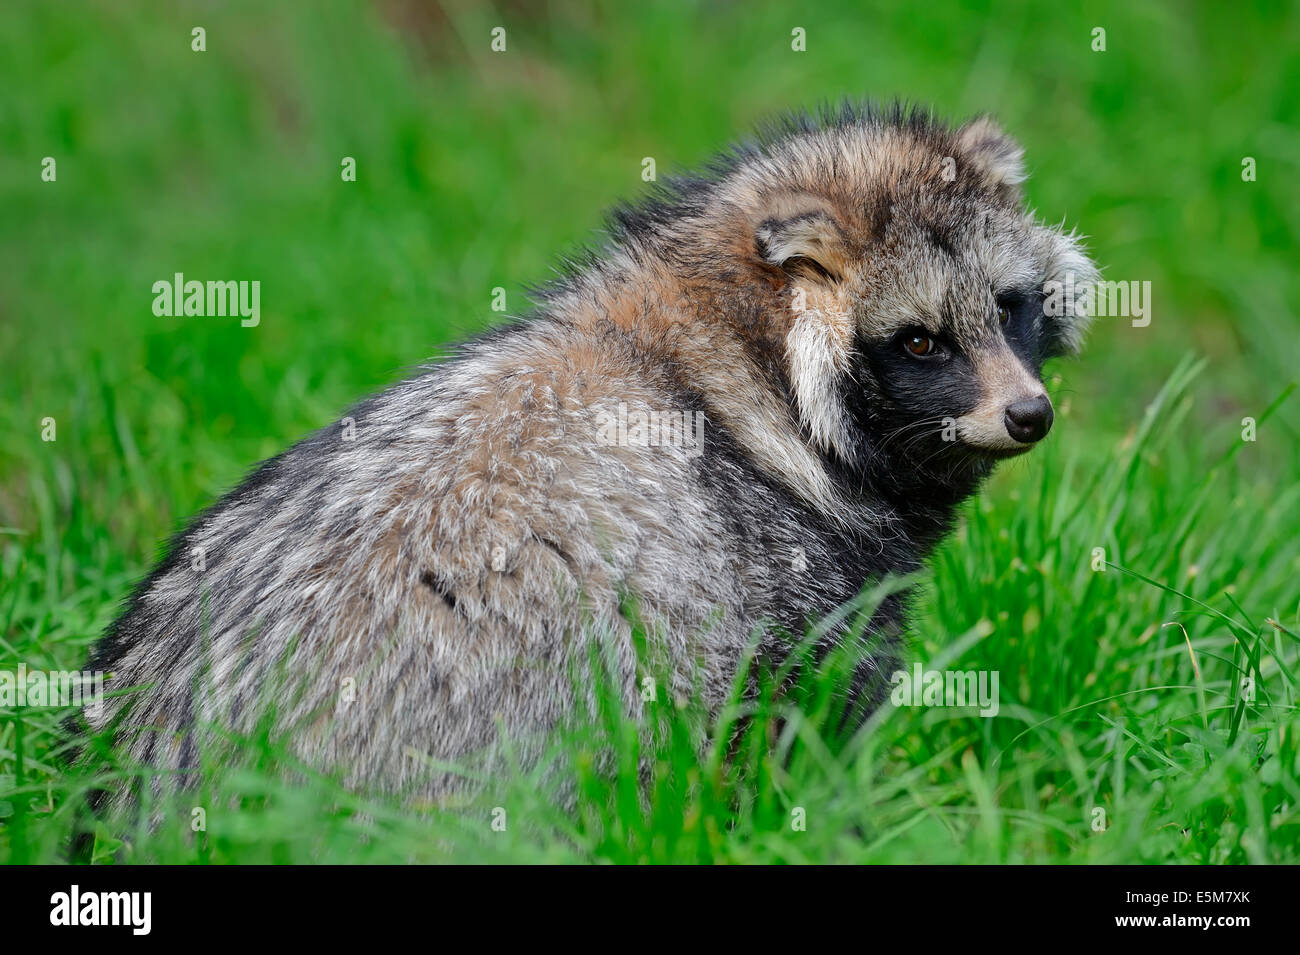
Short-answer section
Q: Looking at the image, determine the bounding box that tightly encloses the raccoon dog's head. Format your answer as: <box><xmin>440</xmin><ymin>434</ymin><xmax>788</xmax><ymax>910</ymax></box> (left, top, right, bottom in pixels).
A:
<box><xmin>711</xmin><ymin>106</ymin><xmax>1097</xmax><ymax>488</ymax></box>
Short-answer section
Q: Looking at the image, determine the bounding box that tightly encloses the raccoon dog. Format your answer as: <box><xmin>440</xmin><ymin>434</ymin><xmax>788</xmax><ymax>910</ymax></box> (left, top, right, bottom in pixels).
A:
<box><xmin>85</xmin><ymin>103</ymin><xmax>1095</xmax><ymax>803</ymax></box>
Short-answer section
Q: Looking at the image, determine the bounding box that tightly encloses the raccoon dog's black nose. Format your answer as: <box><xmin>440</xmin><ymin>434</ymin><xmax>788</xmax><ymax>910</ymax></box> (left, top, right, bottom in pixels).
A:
<box><xmin>1004</xmin><ymin>395</ymin><xmax>1054</xmax><ymax>444</ymax></box>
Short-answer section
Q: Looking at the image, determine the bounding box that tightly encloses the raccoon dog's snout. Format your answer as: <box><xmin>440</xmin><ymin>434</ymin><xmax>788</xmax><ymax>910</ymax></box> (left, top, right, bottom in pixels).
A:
<box><xmin>1004</xmin><ymin>394</ymin><xmax>1054</xmax><ymax>444</ymax></box>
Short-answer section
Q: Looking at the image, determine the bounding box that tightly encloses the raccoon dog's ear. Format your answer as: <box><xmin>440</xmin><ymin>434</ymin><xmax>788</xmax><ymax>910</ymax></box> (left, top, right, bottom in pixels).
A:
<box><xmin>955</xmin><ymin>116</ymin><xmax>1027</xmax><ymax>199</ymax></box>
<box><xmin>754</xmin><ymin>203</ymin><xmax>848</xmax><ymax>284</ymax></box>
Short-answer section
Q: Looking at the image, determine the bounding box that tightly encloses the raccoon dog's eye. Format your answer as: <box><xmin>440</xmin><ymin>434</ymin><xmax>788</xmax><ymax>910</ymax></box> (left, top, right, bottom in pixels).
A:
<box><xmin>903</xmin><ymin>334</ymin><xmax>936</xmax><ymax>357</ymax></box>
<box><xmin>998</xmin><ymin>305</ymin><xmax>1011</xmax><ymax>326</ymax></box>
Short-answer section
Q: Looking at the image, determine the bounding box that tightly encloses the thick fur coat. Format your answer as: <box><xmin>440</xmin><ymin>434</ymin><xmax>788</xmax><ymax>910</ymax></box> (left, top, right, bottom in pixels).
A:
<box><xmin>86</xmin><ymin>103</ymin><xmax>1095</xmax><ymax>802</ymax></box>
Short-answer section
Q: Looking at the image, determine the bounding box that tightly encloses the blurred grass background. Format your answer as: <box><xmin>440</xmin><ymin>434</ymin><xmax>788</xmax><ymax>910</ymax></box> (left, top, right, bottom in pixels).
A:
<box><xmin>1</xmin><ymin>0</ymin><xmax>1298</xmax><ymax>863</ymax></box>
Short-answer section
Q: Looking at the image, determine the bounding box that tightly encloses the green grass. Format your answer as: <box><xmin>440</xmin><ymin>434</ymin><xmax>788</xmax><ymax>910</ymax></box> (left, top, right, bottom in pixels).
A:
<box><xmin>2</xmin><ymin>0</ymin><xmax>1298</xmax><ymax>863</ymax></box>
